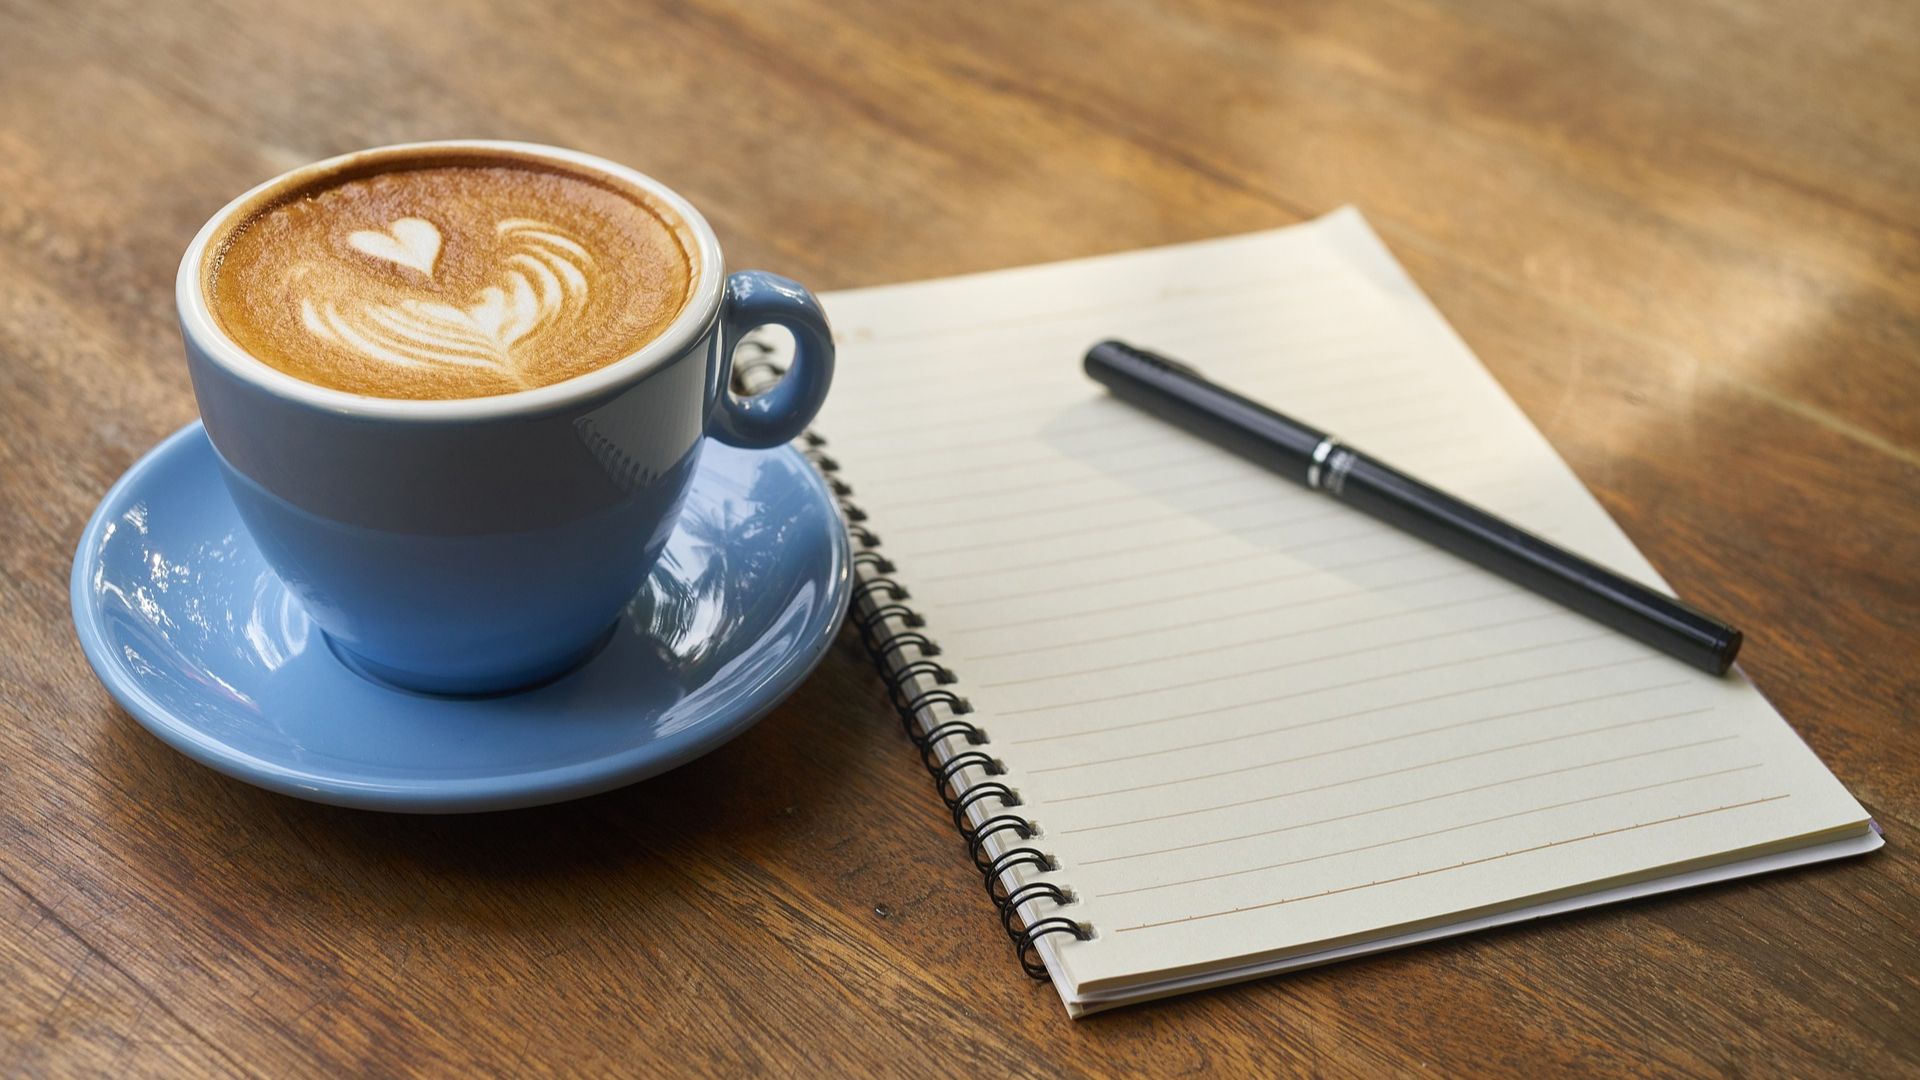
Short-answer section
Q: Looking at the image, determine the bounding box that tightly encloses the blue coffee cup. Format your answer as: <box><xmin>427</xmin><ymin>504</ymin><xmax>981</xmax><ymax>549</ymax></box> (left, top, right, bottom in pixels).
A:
<box><xmin>175</xmin><ymin>141</ymin><xmax>833</xmax><ymax>694</ymax></box>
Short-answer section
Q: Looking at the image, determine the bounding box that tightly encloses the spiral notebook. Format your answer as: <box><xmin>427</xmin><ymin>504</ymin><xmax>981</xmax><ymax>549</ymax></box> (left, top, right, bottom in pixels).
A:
<box><xmin>737</xmin><ymin>208</ymin><xmax>1878</xmax><ymax>1016</ymax></box>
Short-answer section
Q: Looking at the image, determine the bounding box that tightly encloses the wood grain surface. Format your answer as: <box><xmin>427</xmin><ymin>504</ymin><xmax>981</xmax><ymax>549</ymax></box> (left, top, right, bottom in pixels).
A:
<box><xmin>2</xmin><ymin>0</ymin><xmax>1915</xmax><ymax>1075</ymax></box>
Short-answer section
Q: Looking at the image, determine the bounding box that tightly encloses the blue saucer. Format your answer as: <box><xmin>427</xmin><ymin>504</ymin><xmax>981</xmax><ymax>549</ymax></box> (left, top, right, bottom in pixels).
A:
<box><xmin>71</xmin><ymin>422</ymin><xmax>850</xmax><ymax>813</ymax></box>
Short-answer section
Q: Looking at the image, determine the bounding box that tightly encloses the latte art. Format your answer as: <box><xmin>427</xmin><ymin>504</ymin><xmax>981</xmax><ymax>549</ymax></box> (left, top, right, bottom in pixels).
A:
<box><xmin>348</xmin><ymin>216</ymin><xmax>443</xmax><ymax>275</ymax></box>
<box><xmin>300</xmin><ymin>218</ymin><xmax>595</xmax><ymax>387</ymax></box>
<box><xmin>205</xmin><ymin>155</ymin><xmax>697</xmax><ymax>399</ymax></box>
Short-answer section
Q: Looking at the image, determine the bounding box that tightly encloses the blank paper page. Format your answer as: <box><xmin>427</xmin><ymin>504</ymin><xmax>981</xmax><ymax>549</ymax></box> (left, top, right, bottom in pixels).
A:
<box><xmin>805</xmin><ymin>208</ymin><xmax>1871</xmax><ymax>1003</ymax></box>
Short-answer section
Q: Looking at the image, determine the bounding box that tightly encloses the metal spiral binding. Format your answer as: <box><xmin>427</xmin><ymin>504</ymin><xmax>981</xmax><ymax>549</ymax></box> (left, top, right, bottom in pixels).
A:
<box><xmin>733</xmin><ymin>341</ymin><xmax>1092</xmax><ymax>979</ymax></box>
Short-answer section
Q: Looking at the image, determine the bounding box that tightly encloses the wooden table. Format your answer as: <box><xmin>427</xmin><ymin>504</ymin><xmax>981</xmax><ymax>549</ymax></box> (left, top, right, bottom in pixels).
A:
<box><xmin>2</xmin><ymin>1</ymin><xmax>1915</xmax><ymax>1075</ymax></box>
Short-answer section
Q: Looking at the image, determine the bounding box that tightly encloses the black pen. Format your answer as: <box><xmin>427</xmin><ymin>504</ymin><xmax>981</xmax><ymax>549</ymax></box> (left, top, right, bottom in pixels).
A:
<box><xmin>1084</xmin><ymin>340</ymin><xmax>1743</xmax><ymax>676</ymax></box>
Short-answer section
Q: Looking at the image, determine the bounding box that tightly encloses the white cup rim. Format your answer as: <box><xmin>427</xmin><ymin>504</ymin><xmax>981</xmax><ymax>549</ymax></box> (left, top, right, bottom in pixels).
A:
<box><xmin>176</xmin><ymin>140</ymin><xmax>728</xmax><ymax>422</ymax></box>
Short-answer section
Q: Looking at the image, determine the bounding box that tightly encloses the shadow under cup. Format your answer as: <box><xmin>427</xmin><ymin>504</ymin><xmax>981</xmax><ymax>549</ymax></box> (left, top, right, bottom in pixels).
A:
<box><xmin>176</xmin><ymin>142</ymin><xmax>834</xmax><ymax>695</ymax></box>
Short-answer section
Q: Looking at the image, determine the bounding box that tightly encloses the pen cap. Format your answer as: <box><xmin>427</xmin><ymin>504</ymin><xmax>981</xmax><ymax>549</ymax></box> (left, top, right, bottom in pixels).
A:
<box><xmin>1084</xmin><ymin>341</ymin><xmax>1329</xmax><ymax>484</ymax></box>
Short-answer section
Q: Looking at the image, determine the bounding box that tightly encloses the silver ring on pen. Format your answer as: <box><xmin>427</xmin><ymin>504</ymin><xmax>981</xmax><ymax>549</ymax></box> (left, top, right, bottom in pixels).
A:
<box><xmin>1308</xmin><ymin>436</ymin><xmax>1343</xmax><ymax>490</ymax></box>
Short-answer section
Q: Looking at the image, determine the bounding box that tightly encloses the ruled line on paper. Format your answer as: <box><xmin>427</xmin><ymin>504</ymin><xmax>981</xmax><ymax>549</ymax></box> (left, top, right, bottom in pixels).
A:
<box><xmin>943</xmin><ymin>551</ymin><xmax>1459</xmax><ymax>638</ymax></box>
<box><xmin>838</xmin><ymin>375</ymin><xmax>1458</xmax><ymax>443</ymax></box>
<box><xmin>888</xmin><ymin>467</ymin><xmax>1270</xmax><ymax>533</ymax></box>
<box><xmin>839</xmin><ymin>338</ymin><xmax>1437</xmax><ymax>425</ymax></box>
<box><xmin>905</xmin><ymin>490</ymin><xmax>1311</xmax><ymax>561</ymax></box>
<box><xmin>829</xmin><ymin>269</ymin><xmax>1367</xmax><ymax>353</ymax></box>
<box><xmin>993</xmin><ymin>628</ymin><xmax>1614</xmax><ymax>719</ymax></box>
<box><xmin>1029</xmin><ymin>681</ymin><xmax>1697</xmax><ymax>776</ymax></box>
<box><xmin>961</xmin><ymin>565</ymin><xmax>1486</xmax><ymax>659</ymax></box>
<box><xmin>1050</xmin><ymin>711</ymin><xmax>1720</xmax><ymax>815</ymax></box>
<box><xmin>833</xmin><ymin>316</ymin><xmax>1405</xmax><ymax>391</ymax></box>
<box><xmin>928</xmin><ymin>535</ymin><xmax>1369</xmax><ymax>611</ymax></box>
<box><xmin>1000</xmin><ymin>656</ymin><xmax>1664</xmax><ymax>746</ymax></box>
<box><xmin>975</xmin><ymin>589</ymin><xmax>1525</xmax><ymax>689</ymax></box>
<box><xmin>846</xmin><ymin>420</ymin><xmax>1491</xmax><ymax>494</ymax></box>
<box><xmin>842</xmin><ymin>422</ymin><xmax>1192</xmax><ymax>476</ymax></box>
<box><xmin>934</xmin><ymin>522</ymin><xmax>1444</xmax><ymax>611</ymax></box>
<box><xmin>838</xmin><ymin>347</ymin><xmax>1411</xmax><ymax>416</ymax></box>
<box><xmin>1099</xmin><ymin>769</ymin><xmax>1769</xmax><ymax>899</ymax></box>
<box><xmin>1078</xmin><ymin>756</ymin><xmax>1759</xmax><ymax>869</ymax></box>
<box><xmin>936</xmin><ymin>538</ymin><xmax>1345</xmax><ymax>610</ymax></box>
<box><xmin>833</xmin><ymin>396</ymin><xmax>1136</xmax><ymax>446</ymax></box>
<box><xmin>831</xmin><ymin>376</ymin><xmax>1480</xmax><ymax>457</ymax></box>
<box><xmin>917</xmin><ymin>505</ymin><xmax>1352</xmax><ymax>583</ymax></box>
<box><xmin>873</xmin><ymin>434</ymin><xmax>1496</xmax><ymax>515</ymax></box>
<box><xmin>834</xmin><ymin>396</ymin><xmax>1094</xmax><ymax>439</ymax></box>
<box><xmin>890</xmin><ymin>472</ymin><xmax>1536</xmax><ymax>568</ymax></box>
<box><xmin>879</xmin><ymin>461</ymin><xmax>1267</xmax><ymax>526</ymax></box>
<box><xmin>903</xmin><ymin>462</ymin><xmax>1526</xmax><ymax>575</ymax></box>
<box><xmin>875</xmin><ymin>447</ymin><xmax>1249</xmax><ymax>511</ymax></box>
<box><xmin>1111</xmin><ymin>795</ymin><xmax>1792</xmax><ymax>929</ymax></box>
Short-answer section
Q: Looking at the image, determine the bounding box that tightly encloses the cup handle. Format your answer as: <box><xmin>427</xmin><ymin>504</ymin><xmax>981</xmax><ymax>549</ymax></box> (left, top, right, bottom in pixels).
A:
<box><xmin>709</xmin><ymin>270</ymin><xmax>836</xmax><ymax>450</ymax></box>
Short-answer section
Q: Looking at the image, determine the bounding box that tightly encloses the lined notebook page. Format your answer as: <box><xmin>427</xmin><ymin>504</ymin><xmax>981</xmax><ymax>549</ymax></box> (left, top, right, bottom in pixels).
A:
<box><xmin>808</xmin><ymin>209</ymin><xmax>1871</xmax><ymax>1004</ymax></box>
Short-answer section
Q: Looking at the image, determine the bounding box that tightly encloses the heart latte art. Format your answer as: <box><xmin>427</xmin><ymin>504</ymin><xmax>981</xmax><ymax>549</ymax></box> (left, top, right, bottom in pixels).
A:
<box><xmin>301</xmin><ymin>217</ymin><xmax>594</xmax><ymax>385</ymax></box>
<box><xmin>206</xmin><ymin>158</ymin><xmax>697</xmax><ymax>400</ymax></box>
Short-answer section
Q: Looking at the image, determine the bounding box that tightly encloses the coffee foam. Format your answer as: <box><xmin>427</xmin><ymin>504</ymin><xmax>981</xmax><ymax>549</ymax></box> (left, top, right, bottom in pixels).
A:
<box><xmin>204</xmin><ymin>155</ymin><xmax>696</xmax><ymax>400</ymax></box>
